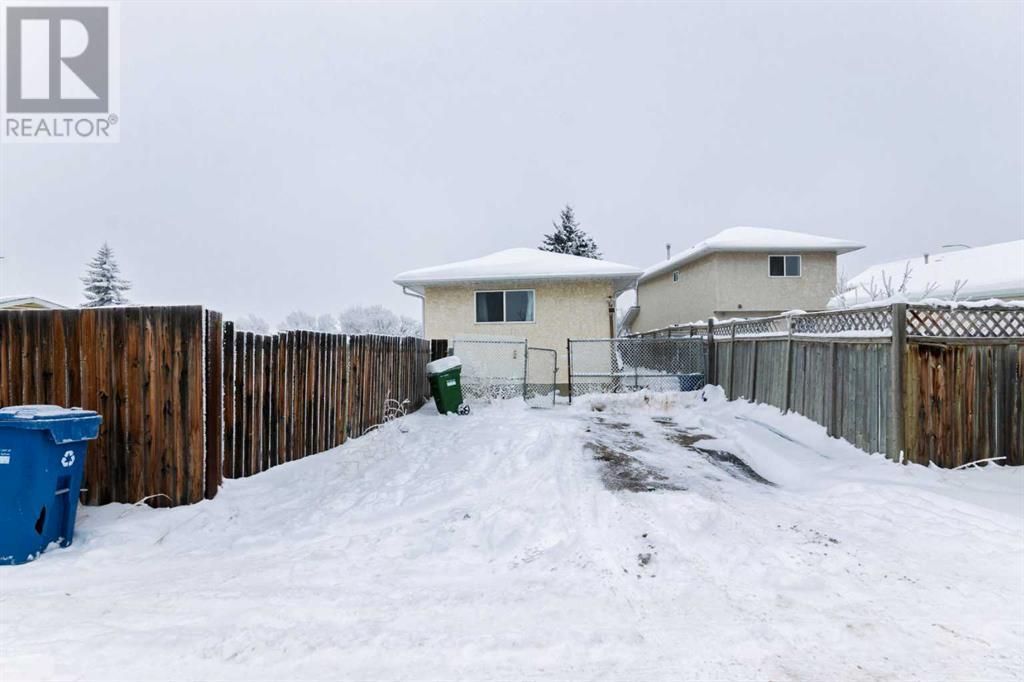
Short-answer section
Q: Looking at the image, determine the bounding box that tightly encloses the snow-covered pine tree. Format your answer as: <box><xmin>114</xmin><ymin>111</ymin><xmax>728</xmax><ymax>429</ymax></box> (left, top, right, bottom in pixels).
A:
<box><xmin>539</xmin><ymin>205</ymin><xmax>602</xmax><ymax>259</ymax></box>
<box><xmin>81</xmin><ymin>242</ymin><xmax>132</xmax><ymax>307</ymax></box>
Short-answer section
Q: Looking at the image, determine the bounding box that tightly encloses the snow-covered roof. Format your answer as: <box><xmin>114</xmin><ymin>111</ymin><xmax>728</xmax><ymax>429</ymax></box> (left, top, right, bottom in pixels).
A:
<box><xmin>394</xmin><ymin>248</ymin><xmax>642</xmax><ymax>294</ymax></box>
<box><xmin>616</xmin><ymin>305</ymin><xmax>640</xmax><ymax>336</ymax></box>
<box><xmin>829</xmin><ymin>240</ymin><xmax>1024</xmax><ymax>308</ymax></box>
<box><xmin>641</xmin><ymin>226</ymin><xmax>864</xmax><ymax>283</ymax></box>
<box><xmin>0</xmin><ymin>295</ymin><xmax>68</xmax><ymax>310</ymax></box>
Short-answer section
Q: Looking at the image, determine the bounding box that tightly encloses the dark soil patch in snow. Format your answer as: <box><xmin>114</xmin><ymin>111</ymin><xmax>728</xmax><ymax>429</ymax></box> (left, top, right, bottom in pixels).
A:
<box><xmin>694</xmin><ymin>447</ymin><xmax>775</xmax><ymax>486</ymax></box>
<box><xmin>664</xmin><ymin>430</ymin><xmax>711</xmax><ymax>448</ymax></box>
<box><xmin>585</xmin><ymin>417</ymin><xmax>647</xmax><ymax>454</ymax></box>
<box><xmin>590</xmin><ymin>417</ymin><xmax>647</xmax><ymax>442</ymax></box>
<box><xmin>584</xmin><ymin>442</ymin><xmax>686</xmax><ymax>493</ymax></box>
<box><xmin>664</xmin><ymin>430</ymin><xmax>775</xmax><ymax>487</ymax></box>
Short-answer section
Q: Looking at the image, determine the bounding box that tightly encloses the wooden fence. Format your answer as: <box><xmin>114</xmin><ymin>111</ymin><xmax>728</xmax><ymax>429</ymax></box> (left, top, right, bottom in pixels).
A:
<box><xmin>637</xmin><ymin>303</ymin><xmax>1024</xmax><ymax>468</ymax></box>
<box><xmin>0</xmin><ymin>307</ymin><xmax>447</xmax><ymax>506</ymax></box>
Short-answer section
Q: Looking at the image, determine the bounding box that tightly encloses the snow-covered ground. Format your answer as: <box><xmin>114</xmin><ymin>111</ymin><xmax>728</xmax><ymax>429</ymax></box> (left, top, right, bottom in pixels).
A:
<box><xmin>3</xmin><ymin>389</ymin><xmax>1022</xmax><ymax>681</ymax></box>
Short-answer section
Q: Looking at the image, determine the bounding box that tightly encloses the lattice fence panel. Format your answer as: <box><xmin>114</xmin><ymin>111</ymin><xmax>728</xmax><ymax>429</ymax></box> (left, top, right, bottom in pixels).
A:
<box><xmin>732</xmin><ymin>317</ymin><xmax>788</xmax><ymax>337</ymax></box>
<box><xmin>906</xmin><ymin>306</ymin><xmax>1024</xmax><ymax>338</ymax></box>
<box><xmin>790</xmin><ymin>307</ymin><xmax>892</xmax><ymax>335</ymax></box>
<box><xmin>636</xmin><ymin>305</ymin><xmax>1024</xmax><ymax>340</ymax></box>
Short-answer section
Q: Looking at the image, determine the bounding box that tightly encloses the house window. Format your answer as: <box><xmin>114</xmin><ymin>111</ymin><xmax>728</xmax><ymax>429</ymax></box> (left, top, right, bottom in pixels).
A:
<box><xmin>475</xmin><ymin>292</ymin><xmax>504</xmax><ymax>322</ymax></box>
<box><xmin>475</xmin><ymin>290</ymin><xmax>535</xmax><ymax>323</ymax></box>
<box><xmin>769</xmin><ymin>255</ymin><xmax>801</xmax><ymax>277</ymax></box>
<box><xmin>672</xmin><ymin>270</ymin><xmax>680</xmax><ymax>283</ymax></box>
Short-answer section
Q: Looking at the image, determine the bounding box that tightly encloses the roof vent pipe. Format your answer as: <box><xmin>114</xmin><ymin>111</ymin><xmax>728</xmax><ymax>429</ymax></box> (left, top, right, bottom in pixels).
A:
<box><xmin>923</xmin><ymin>253</ymin><xmax>929</xmax><ymax>264</ymax></box>
<box><xmin>665</xmin><ymin>243</ymin><xmax>671</xmax><ymax>260</ymax></box>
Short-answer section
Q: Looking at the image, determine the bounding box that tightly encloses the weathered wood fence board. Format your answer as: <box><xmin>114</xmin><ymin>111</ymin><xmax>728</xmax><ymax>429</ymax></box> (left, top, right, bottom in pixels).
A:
<box><xmin>639</xmin><ymin>304</ymin><xmax>1024</xmax><ymax>468</ymax></box>
<box><xmin>204</xmin><ymin>310</ymin><xmax>224</xmax><ymax>500</ymax></box>
<box><xmin>0</xmin><ymin>307</ymin><xmax>438</xmax><ymax>507</ymax></box>
<box><xmin>218</xmin><ymin>329</ymin><xmax>431</xmax><ymax>481</ymax></box>
<box><xmin>0</xmin><ymin>307</ymin><xmax>207</xmax><ymax>506</ymax></box>
<box><xmin>904</xmin><ymin>341</ymin><xmax>1023</xmax><ymax>468</ymax></box>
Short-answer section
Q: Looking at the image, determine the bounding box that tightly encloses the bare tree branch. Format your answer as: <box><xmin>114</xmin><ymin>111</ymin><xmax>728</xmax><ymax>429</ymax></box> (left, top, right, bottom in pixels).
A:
<box><xmin>831</xmin><ymin>270</ymin><xmax>851</xmax><ymax>307</ymax></box>
<box><xmin>859</xmin><ymin>276</ymin><xmax>883</xmax><ymax>301</ymax></box>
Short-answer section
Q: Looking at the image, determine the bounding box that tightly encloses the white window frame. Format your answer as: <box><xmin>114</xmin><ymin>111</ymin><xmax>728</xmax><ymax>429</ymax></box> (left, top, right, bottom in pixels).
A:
<box><xmin>474</xmin><ymin>289</ymin><xmax>536</xmax><ymax>324</ymax></box>
<box><xmin>768</xmin><ymin>255</ymin><xmax>802</xmax><ymax>278</ymax></box>
<box><xmin>672</xmin><ymin>270</ymin><xmax>680</xmax><ymax>283</ymax></box>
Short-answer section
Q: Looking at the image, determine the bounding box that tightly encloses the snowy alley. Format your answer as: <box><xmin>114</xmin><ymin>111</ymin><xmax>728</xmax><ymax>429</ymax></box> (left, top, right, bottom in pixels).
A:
<box><xmin>2</xmin><ymin>388</ymin><xmax>1022</xmax><ymax>681</ymax></box>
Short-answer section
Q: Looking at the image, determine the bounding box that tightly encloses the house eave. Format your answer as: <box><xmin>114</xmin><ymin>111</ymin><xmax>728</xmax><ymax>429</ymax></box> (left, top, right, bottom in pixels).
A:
<box><xmin>639</xmin><ymin>244</ymin><xmax>864</xmax><ymax>284</ymax></box>
<box><xmin>0</xmin><ymin>296</ymin><xmax>69</xmax><ymax>310</ymax></box>
<box><xmin>394</xmin><ymin>272</ymin><xmax>641</xmax><ymax>296</ymax></box>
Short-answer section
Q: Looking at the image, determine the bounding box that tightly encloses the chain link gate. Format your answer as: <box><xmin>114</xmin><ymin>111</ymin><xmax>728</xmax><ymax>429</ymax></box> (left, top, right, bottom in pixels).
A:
<box><xmin>450</xmin><ymin>336</ymin><xmax>557</xmax><ymax>406</ymax></box>
<box><xmin>525</xmin><ymin>347</ymin><xmax>557</xmax><ymax>408</ymax></box>
<box><xmin>452</xmin><ymin>336</ymin><xmax>528</xmax><ymax>401</ymax></box>
<box><xmin>568</xmin><ymin>337</ymin><xmax>707</xmax><ymax>398</ymax></box>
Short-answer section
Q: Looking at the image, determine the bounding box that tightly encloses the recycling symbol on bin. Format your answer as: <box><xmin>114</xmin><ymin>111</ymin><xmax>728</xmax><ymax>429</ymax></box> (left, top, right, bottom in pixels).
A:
<box><xmin>61</xmin><ymin>450</ymin><xmax>75</xmax><ymax>468</ymax></box>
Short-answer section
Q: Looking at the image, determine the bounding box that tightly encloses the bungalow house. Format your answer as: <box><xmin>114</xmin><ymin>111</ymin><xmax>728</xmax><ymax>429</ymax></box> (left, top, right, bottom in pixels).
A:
<box><xmin>393</xmin><ymin>248</ymin><xmax>642</xmax><ymax>385</ymax></box>
<box><xmin>0</xmin><ymin>296</ymin><xmax>68</xmax><ymax>310</ymax></box>
<box><xmin>828</xmin><ymin>239</ymin><xmax>1024</xmax><ymax>308</ymax></box>
<box><xmin>629</xmin><ymin>227</ymin><xmax>864</xmax><ymax>333</ymax></box>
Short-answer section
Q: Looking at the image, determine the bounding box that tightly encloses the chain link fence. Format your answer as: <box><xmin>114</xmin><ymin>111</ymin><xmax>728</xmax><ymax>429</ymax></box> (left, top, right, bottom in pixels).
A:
<box><xmin>449</xmin><ymin>336</ymin><xmax>559</xmax><ymax>406</ymax></box>
<box><xmin>452</xmin><ymin>336</ymin><xmax>528</xmax><ymax>401</ymax></box>
<box><xmin>568</xmin><ymin>337</ymin><xmax>707</xmax><ymax>397</ymax></box>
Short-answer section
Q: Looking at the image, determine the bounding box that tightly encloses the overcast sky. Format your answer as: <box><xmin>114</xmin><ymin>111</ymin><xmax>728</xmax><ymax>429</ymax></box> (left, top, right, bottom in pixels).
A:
<box><xmin>2</xmin><ymin>0</ymin><xmax>1021</xmax><ymax>323</ymax></box>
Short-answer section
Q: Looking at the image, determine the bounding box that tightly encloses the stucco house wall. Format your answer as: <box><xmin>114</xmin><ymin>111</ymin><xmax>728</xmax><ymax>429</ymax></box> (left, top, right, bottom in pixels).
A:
<box><xmin>423</xmin><ymin>278</ymin><xmax>614</xmax><ymax>385</ymax></box>
<box><xmin>633</xmin><ymin>251</ymin><xmax>838</xmax><ymax>332</ymax></box>
<box><xmin>633</xmin><ymin>255</ymin><xmax>719</xmax><ymax>332</ymax></box>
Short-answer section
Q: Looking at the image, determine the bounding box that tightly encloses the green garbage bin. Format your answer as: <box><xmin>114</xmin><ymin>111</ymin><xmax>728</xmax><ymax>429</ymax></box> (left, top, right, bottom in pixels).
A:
<box><xmin>426</xmin><ymin>356</ymin><xmax>470</xmax><ymax>415</ymax></box>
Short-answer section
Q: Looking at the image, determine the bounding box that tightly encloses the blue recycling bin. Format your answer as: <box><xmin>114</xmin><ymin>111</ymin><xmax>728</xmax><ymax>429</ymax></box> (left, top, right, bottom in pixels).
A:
<box><xmin>0</xmin><ymin>406</ymin><xmax>102</xmax><ymax>565</ymax></box>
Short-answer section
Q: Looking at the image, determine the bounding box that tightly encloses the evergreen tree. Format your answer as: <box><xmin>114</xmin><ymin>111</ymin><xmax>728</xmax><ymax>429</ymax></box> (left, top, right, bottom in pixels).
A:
<box><xmin>81</xmin><ymin>242</ymin><xmax>131</xmax><ymax>307</ymax></box>
<box><xmin>539</xmin><ymin>205</ymin><xmax>601</xmax><ymax>259</ymax></box>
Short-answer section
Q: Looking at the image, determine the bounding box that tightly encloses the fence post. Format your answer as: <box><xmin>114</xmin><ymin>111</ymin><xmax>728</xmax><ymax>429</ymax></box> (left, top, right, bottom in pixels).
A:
<box><xmin>203</xmin><ymin>310</ymin><xmax>224</xmax><ymax>500</ymax></box>
<box><xmin>888</xmin><ymin>303</ymin><xmax>907</xmax><ymax>463</ymax></box>
<box><xmin>727</xmin><ymin>322</ymin><xmax>736</xmax><ymax>398</ymax></box>
<box><xmin>706</xmin><ymin>318</ymin><xmax>716</xmax><ymax>385</ymax></box>
<box><xmin>782</xmin><ymin>316</ymin><xmax>793</xmax><ymax>413</ymax></box>
<box><xmin>523</xmin><ymin>344</ymin><xmax>529</xmax><ymax>398</ymax></box>
<box><xmin>750</xmin><ymin>339</ymin><xmax>759</xmax><ymax>401</ymax></box>
<box><xmin>566</xmin><ymin>339</ymin><xmax>572</xmax><ymax>405</ymax></box>
<box><xmin>342</xmin><ymin>335</ymin><xmax>351</xmax><ymax>440</ymax></box>
<box><xmin>827</xmin><ymin>341</ymin><xmax>837</xmax><ymax>437</ymax></box>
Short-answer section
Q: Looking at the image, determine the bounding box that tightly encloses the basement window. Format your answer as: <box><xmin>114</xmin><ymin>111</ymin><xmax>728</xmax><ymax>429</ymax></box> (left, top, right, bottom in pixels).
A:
<box><xmin>672</xmin><ymin>270</ymin><xmax>680</xmax><ymax>283</ymax></box>
<box><xmin>475</xmin><ymin>290</ymin><xmax>535</xmax><ymax>323</ymax></box>
<box><xmin>769</xmin><ymin>255</ymin><xmax>801</xmax><ymax>277</ymax></box>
